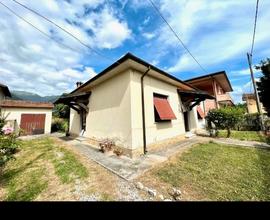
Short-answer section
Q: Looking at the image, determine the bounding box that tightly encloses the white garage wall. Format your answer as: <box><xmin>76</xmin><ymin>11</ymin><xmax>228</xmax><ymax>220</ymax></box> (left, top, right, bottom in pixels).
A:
<box><xmin>2</xmin><ymin>107</ymin><xmax>52</xmax><ymax>134</ymax></box>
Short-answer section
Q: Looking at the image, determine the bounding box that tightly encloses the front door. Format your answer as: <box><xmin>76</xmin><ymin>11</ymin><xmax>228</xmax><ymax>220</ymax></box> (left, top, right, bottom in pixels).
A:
<box><xmin>184</xmin><ymin>111</ymin><xmax>190</xmax><ymax>132</ymax></box>
<box><xmin>80</xmin><ymin>110</ymin><xmax>87</xmax><ymax>131</ymax></box>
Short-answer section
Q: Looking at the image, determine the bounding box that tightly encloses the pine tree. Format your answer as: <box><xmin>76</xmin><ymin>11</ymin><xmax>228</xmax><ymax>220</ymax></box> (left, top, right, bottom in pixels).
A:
<box><xmin>256</xmin><ymin>58</ymin><xmax>270</xmax><ymax>116</ymax></box>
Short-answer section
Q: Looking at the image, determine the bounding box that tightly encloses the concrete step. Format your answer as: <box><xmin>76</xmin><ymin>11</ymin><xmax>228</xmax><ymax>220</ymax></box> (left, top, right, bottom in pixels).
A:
<box><xmin>185</xmin><ymin>132</ymin><xmax>196</xmax><ymax>139</ymax></box>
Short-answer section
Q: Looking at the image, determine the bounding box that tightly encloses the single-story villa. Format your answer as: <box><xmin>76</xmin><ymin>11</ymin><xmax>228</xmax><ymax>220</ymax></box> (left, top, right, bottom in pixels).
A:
<box><xmin>0</xmin><ymin>83</ymin><xmax>53</xmax><ymax>135</ymax></box>
<box><xmin>55</xmin><ymin>53</ymin><xmax>215</xmax><ymax>157</ymax></box>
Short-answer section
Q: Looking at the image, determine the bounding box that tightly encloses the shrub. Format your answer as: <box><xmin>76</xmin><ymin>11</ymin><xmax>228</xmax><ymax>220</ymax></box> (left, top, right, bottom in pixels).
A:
<box><xmin>264</xmin><ymin>118</ymin><xmax>270</xmax><ymax>131</ymax></box>
<box><xmin>240</xmin><ymin>113</ymin><xmax>261</xmax><ymax>131</ymax></box>
<box><xmin>53</xmin><ymin>104</ymin><xmax>70</xmax><ymax>119</ymax></box>
<box><xmin>206</xmin><ymin>106</ymin><xmax>245</xmax><ymax>138</ymax></box>
<box><xmin>0</xmin><ymin>132</ymin><xmax>20</xmax><ymax>166</ymax></box>
<box><xmin>51</xmin><ymin>118</ymin><xmax>68</xmax><ymax>133</ymax></box>
<box><xmin>99</xmin><ymin>139</ymin><xmax>115</xmax><ymax>153</ymax></box>
<box><xmin>0</xmin><ymin>109</ymin><xmax>9</xmax><ymax>135</ymax></box>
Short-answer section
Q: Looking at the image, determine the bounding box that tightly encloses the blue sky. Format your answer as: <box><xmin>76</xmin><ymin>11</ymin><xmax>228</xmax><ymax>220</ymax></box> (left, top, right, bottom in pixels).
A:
<box><xmin>0</xmin><ymin>0</ymin><xmax>269</xmax><ymax>103</ymax></box>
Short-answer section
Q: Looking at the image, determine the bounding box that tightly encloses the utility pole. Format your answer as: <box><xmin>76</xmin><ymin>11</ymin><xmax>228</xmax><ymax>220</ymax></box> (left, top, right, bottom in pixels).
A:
<box><xmin>247</xmin><ymin>52</ymin><xmax>265</xmax><ymax>131</ymax></box>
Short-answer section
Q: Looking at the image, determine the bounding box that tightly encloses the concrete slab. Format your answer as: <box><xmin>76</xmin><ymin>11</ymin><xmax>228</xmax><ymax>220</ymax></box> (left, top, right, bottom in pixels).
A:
<box><xmin>54</xmin><ymin>134</ymin><xmax>201</xmax><ymax>181</ymax></box>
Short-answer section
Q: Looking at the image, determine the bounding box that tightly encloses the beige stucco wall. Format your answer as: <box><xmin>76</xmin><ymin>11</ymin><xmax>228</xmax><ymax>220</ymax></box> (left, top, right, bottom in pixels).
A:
<box><xmin>75</xmin><ymin>69</ymin><xmax>133</xmax><ymax>149</ymax></box>
<box><xmin>1</xmin><ymin>107</ymin><xmax>52</xmax><ymax>134</ymax></box>
<box><xmin>247</xmin><ymin>99</ymin><xmax>258</xmax><ymax>114</ymax></box>
<box><xmin>69</xmin><ymin>108</ymin><xmax>81</xmax><ymax>135</ymax></box>
<box><xmin>130</xmin><ymin>70</ymin><xmax>192</xmax><ymax>152</ymax></box>
<box><xmin>246</xmin><ymin>98</ymin><xmax>266</xmax><ymax>114</ymax></box>
<box><xmin>69</xmin><ymin>68</ymin><xmax>200</xmax><ymax>156</ymax></box>
<box><xmin>189</xmin><ymin>107</ymin><xmax>199</xmax><ymax>131</ymax></box>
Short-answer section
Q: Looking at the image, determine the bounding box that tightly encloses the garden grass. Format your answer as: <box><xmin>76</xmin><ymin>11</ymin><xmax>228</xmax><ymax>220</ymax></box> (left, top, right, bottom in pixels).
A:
<box><xmin>0</xmin><ymin>137</ymin><xmax>88</xmax><ymax>201</ymax></box>
<box><xmin>217</xmin><ymin>130</ymin><xmax>270</xmax><ymax>143</ymax></box>
<box><xmin>155</xmin><ymin>142</ymin><xmax>270</xmax><ymax>201</ymax></box>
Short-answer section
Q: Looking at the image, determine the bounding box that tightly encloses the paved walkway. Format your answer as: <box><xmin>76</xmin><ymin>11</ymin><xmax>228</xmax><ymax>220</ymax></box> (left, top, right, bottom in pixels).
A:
<box><xmin>210</xmin><ymin>137</ymin><xmax>270</xmax><ymax>149</ymax></box>
<box><xmin>50</xmin><ymin>133</ymin><xmax>269</xmax><ymax>181</ymax></box>
<box><xmin>54</xmin><ymin>134</ymin><xmax>203</xmax><ymax>181</ymax></box>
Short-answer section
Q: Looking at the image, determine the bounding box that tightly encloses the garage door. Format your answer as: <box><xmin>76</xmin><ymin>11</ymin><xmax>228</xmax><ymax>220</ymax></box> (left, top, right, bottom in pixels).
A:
<box><xmin>20</xmin><ymin>114</ymin><xmax>46</xmax><ymax>135</ymax></box>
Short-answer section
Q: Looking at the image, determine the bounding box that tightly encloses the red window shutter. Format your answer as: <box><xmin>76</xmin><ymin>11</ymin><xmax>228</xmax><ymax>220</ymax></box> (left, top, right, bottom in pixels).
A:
<box><xmin>153</xmin><ymin>97</ymin><xmax>177</xmax><ymax>120</ymax></box>
<box><xmin>197</xmin><ymin>106</ymin><xmax>205</xmax><ymax>118</ymax></box>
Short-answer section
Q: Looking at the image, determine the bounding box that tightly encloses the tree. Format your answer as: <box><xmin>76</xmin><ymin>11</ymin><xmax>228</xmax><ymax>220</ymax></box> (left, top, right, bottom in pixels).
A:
<box><xmin>53</xmin><ymin>104</ymin><xmax>70</xmax><ymax>119</ymax></box>
<box><xmin>234</xmin><ymin>103</ymin><xmax>247</xmax><ymax>113</ymax></box>
<box><xmin>256</xmin><ymin>58</ymin><xmax>270</xmax><ymax>116</ymax></box>
<box><xmin>206</xmin><ymin>106</ymin><xmax>245</xmax><ymax>138</ymax></box>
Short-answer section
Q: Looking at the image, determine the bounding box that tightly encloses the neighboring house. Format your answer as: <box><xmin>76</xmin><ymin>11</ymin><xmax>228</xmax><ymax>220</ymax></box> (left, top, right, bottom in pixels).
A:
<box><xmin>242</xmin><ymin>93</ymin><xmax>266</xmax><ymax>114</ymax></box>
<box><xmin>0</xmin><ymin>83</ymin><xmax>53</xmax><ymax>135</ymax></box>
<box><xmin>0</xmin><ymin>83</ymin><xmax>11</xmax><ymax>100</ymax></box>
<box><xmin>185</xmin><ymin>71</ymin><xmax>234</xmax><ymax>114</ymax></box>
<box><xmin>55</xmin><ymin>53</ymin><xmax>214</xmax><ymax>157</ymax></box>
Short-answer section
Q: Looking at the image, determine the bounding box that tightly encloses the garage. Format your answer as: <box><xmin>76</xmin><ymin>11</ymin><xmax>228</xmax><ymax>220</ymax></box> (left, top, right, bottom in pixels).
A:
<box><xmin>0</xmin><ymin>100</ymin><xmax>53</xmax><ymax>136</ymax></box>
<box><xmin>20</xmin><ymin>114</ymin><xmax>46</xmax><ymax>135</ymax></box>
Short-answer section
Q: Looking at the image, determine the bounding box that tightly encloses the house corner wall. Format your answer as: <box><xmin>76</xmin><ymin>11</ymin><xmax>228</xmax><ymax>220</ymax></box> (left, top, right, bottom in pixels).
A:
<box><xmin>130</xmin><ymin>70</ymin><xmax>186</xmax><ymax>155</ymax></box>
<box><xmin>189</xmin><ymin>106</ymin><xmax>199</xmax><ymax>131</ymax></box>
<box><xmin>83</xmin><ymin>69</ymin><xmax>133</xmax><ymax>151</ymax></box>
<box><xmin>69</xmin><ymin>108</ymin><xmax>81</xmax><ymax>135</ymax></box>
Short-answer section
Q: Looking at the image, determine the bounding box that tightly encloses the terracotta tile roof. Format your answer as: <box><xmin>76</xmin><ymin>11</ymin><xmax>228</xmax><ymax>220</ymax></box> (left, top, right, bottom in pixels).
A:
<box><xmin>0</xmin><ymin>100</ymin><xmax>54</xmax><ymax>109</ymax></box>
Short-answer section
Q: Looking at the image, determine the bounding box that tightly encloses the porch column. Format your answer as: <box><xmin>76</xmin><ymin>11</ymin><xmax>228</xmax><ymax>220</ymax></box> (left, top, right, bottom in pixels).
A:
<box><xmin>212</xmin><ymin>78</ymin><xmax>219</xmax><ymax>109</ymax></box>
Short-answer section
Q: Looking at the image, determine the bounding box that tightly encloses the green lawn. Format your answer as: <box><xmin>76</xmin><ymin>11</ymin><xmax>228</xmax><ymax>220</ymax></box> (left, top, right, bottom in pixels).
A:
<box><xmin>217</xmin><ymin>130</ymin><xmax>270</xmax><ymax>144</ymax></box>
<box><xmin>156</xmin><ymin>142</ymin><xmax>270</xmax><ymax>201</ymax></box>
<box><xmin>0</xmin><ymin>137</ymin><xmax>88</xmax><ymax>201</ymax></box>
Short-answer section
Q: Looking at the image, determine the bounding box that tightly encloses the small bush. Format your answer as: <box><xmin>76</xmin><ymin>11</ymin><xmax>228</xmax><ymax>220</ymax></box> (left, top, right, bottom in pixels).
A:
<box><xmin>51</xmin><ymin>118</ymin><xmax>68</xmax><ymax>133</ymax></box>
<box><xmin>206</xmin><ymin>106</ymin><xmax>245</xmax><ymax>138</ymax></box>
<box><xmin>240</xmin><ymin>113</ymin><xmax>261</xmax><ymax>131</ymax></box>
<box><xmin>0</xmin><ymin>109</ymin><xmax>10</xmax><ymax>135</ymax></box>
<box><xmin>264</xmin><ymin>118</ymin><xmax>270</xmax><ymax>131</ymax></box>
<box><xmin>0</xmin><ymin>133</ymin><xmax>20</xmax><ymax>166</ymax></box>
<box><xmin>99</xmin><ymin>139</ymin><xmax>115</xmax><ymax>153</ymax></box>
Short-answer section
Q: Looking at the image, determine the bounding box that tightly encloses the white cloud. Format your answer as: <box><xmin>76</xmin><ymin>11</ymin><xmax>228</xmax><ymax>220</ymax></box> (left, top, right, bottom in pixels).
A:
<box><xmin>142</xmin><ymin>32</ymin><xmax>156</xmax><ymax>40</ymax></box>
<box><xmin>143</xmin><ymin>0</ymin><xmax>270</xmax><ymax>73</ymax></box>
<box><xmin>84</xmin><ymin>67</ymin><xmax>97</xmax><ymax>79</ymax></box>
<box><xmin>0</xmin><ymin>0</ymin><xmax>131</xmax><ymax>95</ymax></box>
<box><xmin>231</xmin><ymin>68</ymin><xmax>260</xmax><ymax>76</ymax></box>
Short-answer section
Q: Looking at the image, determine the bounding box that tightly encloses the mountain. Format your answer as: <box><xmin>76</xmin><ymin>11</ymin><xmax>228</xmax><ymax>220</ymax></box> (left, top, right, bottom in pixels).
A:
<box><xmin>10</xmin><ymin>90</ymin><xmax>60</xmax><ymax>103</ymax></box>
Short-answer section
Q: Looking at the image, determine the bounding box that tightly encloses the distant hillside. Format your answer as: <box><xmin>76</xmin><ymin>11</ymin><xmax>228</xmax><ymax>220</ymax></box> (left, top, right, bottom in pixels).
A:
<box><xmin>10</xmin><ymin>90</ymin><xmax>60</xmax><ymax>103</ymax></box>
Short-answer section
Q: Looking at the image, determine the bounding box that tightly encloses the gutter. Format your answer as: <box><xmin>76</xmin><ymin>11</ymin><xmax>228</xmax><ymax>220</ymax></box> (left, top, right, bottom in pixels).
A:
<box><xmin>141</xmin><ymin>66</ymin><xmax>151</xmax><ymax>154</ymax></box>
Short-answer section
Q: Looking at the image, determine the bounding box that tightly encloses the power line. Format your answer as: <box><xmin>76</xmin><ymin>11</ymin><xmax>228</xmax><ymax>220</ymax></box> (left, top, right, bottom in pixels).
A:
<box><xmin>147</xmin><ymin>0</ymin><xmax>207</xmax><ymax>73</ymax></box>
<box><xmin>11</xmin><ymin>0</ymin><xmax>114</xmax><ymax>62</ymax></box>
<box><xmin>0</xmin><ymin>1</ymin><xmax>82</xmax><ymax>54</ymax></box>
<box><xmin>250</xmin><ymin>0</ymin><xmax>259</xmax><ymax>56</ymax></box>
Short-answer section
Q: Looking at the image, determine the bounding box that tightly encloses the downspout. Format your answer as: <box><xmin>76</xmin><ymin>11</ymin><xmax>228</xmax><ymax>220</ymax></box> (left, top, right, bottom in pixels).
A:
<box><xmin>141</xmin><ymin>66</ymin><xmax>151</xmax><ymax>154</ymax></box>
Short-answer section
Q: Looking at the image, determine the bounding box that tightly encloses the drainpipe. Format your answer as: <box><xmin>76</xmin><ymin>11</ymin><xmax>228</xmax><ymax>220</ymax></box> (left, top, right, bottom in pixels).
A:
<box><xmin>141</xmin><ymin>66</ymin><xmax>151</xmax><ymax>154</ymax></box>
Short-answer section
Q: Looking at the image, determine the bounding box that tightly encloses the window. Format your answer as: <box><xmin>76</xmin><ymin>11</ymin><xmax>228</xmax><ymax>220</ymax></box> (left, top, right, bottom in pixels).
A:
<box><xmin>153</xmin><ymin>93</ymin><xmax>176</xmax><ymax>122</ymax></box>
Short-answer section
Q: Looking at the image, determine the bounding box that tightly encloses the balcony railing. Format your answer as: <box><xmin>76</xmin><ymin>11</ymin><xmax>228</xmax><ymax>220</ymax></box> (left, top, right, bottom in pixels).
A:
<box><xmin>217</xmin><ymin>93</ymin><xmax>233</xmax><ymax>102</ymax></box>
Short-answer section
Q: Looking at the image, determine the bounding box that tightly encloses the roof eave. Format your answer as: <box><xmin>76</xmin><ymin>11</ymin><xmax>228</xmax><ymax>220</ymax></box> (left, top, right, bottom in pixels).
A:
<box><xmin>69</xmin><ymin>53</ymin><xmax>197</xmax><ymax>95</ymax></box>
<box><xmin>185</xmin><ymin>71</ymin><xmax>233</xmax><ymax>92</ymax></box>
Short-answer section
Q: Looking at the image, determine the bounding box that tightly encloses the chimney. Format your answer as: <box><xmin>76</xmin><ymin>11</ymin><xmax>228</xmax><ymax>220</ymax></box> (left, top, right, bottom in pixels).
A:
<box><xmin>76</xmin><ymin>82</ymin><xmax>83</xmax><ymax>88</ymax></box>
